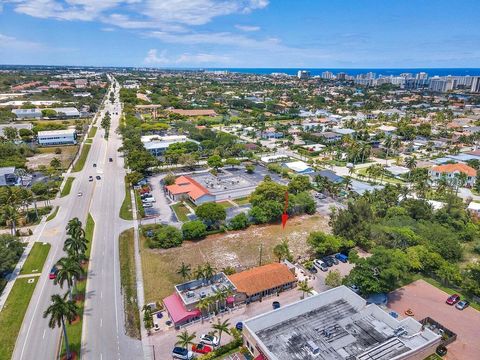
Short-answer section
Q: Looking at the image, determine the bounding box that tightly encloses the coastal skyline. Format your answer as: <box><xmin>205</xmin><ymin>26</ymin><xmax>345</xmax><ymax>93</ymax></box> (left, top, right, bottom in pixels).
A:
<box><xmin>0</xmin><ymin>0</ymin><xmax>479</xmax><ymax>68</ymax></box>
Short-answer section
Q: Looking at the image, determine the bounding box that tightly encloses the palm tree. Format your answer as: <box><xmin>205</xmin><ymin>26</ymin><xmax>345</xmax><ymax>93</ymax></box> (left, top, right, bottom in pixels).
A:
<box><xmin>2</xmin><ymin>205</ymin><xmax>18</xmax><ymax>235</ymax></box>
<box><xmin>54</xmin><ymin>257</ymin><xmax>83</xmax><ymax>300</ymax></box>
<box><xmin>203</xmin><ymin>262</ymin><xmax>216</xmax><ymax>282</ymax></box>
<box><xmin>63</xmin><ymin>235</ymin><xmax>87</xmax><ymax>256</ymax></box>
<box><xmin>193</xmin><ymin>265</ymin><xmax>205</xmax><ymax>281</ymax></box>
<box><xmin>405</xmin><ymin>156</ymin><xmax>417</xmax><ymax>183</ymax></box>
<box><xmin>343</xmin><ymin>176</ymin><xmax>352</xmax><ymax>191</ymax></box>
<box><xmin>212</xmin><ymin>318</ymin><xmax>231</xmax><ymax>346</ymax></box>
<box><xmin>197</xmin><ymin>298</ymin><xmax>210</xmax><ymax>322</ymax></box>
<box><xmin>384</xmin><ymin>135</ymin><xmax>393</xmax><ymax>164</ymax></box>
<box><xmin>66</xmin><ymin>217</ymin><xmax>85</xmax><ymax>238</ymax></box>
<box><xmin>43</xmin><ymin>293</ymin><xmax>79</xmax><ymax>360</ymax></box>
<box><xmin>176</xmin><ymin>262</ymin><xmax>191</xmax><ymax>282</ymax></box>
<box><xmin>175</xmin><ymin>330</ymin><xmax>196</xmax><ymax>350</ymax></box>
<box><xmin>297</xmin><ymin>280</ymin><xmax>313</xmax><ymax>299</ymax></box>
<box><xmin>273</xmin><ymin>239</ymin><xmax>291</xmax><ymax>262</ymax></box>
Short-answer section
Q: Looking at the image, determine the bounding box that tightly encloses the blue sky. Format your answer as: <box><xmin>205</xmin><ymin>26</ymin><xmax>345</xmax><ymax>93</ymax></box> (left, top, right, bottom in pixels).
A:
<box><xmin>0</xmin><ymin>0</ymin><xmax>479</xmax><ymax>68</ymax></box>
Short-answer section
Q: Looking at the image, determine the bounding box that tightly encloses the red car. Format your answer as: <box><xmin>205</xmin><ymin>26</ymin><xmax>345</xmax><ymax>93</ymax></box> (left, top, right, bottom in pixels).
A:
<box><xmin>49</xmin><ymin>266</ymin><xmax>58</xmax><ymax>280</ymax></box>
<box><xmin>446</xmin><ymin>294</ymin><xmax>460</xmax><ymax>305</ymax></box>
<box><xmin>192</xmin><ymin>343</ymin><xmax>212</xmax><ymax>354</ymax></box>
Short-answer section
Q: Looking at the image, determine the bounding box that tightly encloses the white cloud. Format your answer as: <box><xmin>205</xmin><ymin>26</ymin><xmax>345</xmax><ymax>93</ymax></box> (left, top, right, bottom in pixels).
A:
<box><xmin>235</xmin><ymin>24</ymin><xmax>260</xmax><ymax>32</ymax></box>
<box><xmin>143</xmin><ymin>49</ymin><xmax>230</xmax><ymax>65</ymax></box>
<box><xmin>0</xmin><ymin>33</ymin><xmax>44</xmax><ymax>50</ymax></box>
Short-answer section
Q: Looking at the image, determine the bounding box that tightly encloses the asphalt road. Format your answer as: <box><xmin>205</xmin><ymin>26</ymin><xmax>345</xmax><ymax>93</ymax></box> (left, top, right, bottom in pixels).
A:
<box><xmin>12</xmin><ymin>77</ymin><xmax>142</xmax><ymax>360</ymax></box>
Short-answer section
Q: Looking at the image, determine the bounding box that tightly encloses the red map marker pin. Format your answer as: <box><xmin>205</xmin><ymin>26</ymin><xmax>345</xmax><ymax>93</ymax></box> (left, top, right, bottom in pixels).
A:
<box><xmin>282</xmin><ymin>191</ymin><xmax>289</xmax><ymax>229</ymax></box>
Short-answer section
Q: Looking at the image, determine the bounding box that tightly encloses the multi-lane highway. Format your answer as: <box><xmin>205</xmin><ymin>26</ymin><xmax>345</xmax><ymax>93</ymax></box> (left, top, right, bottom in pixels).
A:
<box><xmin>12</xmin><ymin>77</ymin><xmax>143</xmax><ymax>360</ymax></box>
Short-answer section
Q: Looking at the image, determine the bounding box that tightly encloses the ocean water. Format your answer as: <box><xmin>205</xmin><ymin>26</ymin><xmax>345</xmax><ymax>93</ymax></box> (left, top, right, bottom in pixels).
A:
<box><xmin>201</xmin><ymin>68</ymin><xmax>480</xmax><ymax>77</ymax></box>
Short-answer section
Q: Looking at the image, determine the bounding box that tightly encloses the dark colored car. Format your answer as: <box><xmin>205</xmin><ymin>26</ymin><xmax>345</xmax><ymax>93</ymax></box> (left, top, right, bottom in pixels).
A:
<box><xmin>89</xmin><ymin>176</ymin><xmax>93</xmax><ymax>182</ymax></box>
<box><xmin>109</xmin><ymin>158</ymin><xmax>113</xmax><ymax>162</ymax></box>
<box><xmin>335</xmin><ymin>253</ymin><xmax>348</xmax><ymax>263</ymax></box>
<box><xmin>49</xmin><ymin>266</ymin><xmax>58</xmax><ymax>280</ymax></box>
<box><xmin>309</xmin><ymin>266</ymin><xmax>318</xmax><ymax>274</ymax></box>
<box><xmin>96</xmin><ymin>175</ymin><xmax>101</xmax><ymax>180</ymax></box>
<box><xmin>192</xmin><ymin>343</ymin><xmax>212</xmax><ymax>354</ymax></box>
<box><xmin>236</xmin><ymin>322</ymin><xmax>243</xmax><ymax>331</ymax></box>
<box><xmin>322</xmin><ymin>257</ymin><xmax>335</xmax><ymax>267</ymax></box>
<box><xmin>456</xmin><ymin>300</ymin><xmax>470</xmax><ymax>310</ymax></box>
<box><xmin>446</xmin><ymin>294</ymin><xmax>460</xmax><ymax>305</ymax></box>
<box><xmin>272</xmin><ymin>301</ymin><xmax>281</xmax><ymax>310</ymax></box>
<box><xmin>172</xmin><ymin>347</ymin><xmax>193</xmax><ymax>360</ymax></box>
<box><xmin>93</xmin><ymin>163</ymin><xmax>97</xmax><ymax>167</ymax></box>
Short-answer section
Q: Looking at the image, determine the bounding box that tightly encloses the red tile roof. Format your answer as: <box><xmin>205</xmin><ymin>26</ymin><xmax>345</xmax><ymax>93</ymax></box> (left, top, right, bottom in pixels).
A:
<box><xmin>165</xmin><ymin>175</ymin><xmax>210</xmax><ymax>200</ymax></box>
<box><xmin>431</xmin><ymin>163</ymin><xmax>477</xmax><ymax>177</ymax></box>
<box><xmin>228</xmin><ymin>263</ymin><xmax>296</xmax><ymax>297</ymax></box>
<box><xmin>163</xmin><ymin>293</ymin><xmax>201</xmax><ymax>324</ymax></box>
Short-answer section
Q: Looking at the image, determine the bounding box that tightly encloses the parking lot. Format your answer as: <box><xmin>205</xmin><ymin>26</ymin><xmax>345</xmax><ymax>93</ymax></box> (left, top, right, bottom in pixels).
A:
<box><xmin>388</xmin><ymin>279</ymin><xmax>480</xmax><ymax>360</ymax></box>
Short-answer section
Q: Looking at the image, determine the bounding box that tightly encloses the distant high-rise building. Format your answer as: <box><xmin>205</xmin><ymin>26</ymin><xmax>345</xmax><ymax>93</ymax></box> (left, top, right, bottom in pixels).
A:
<box><xmin>297</xmin><ymin>70</ymin><xmax>310</xmax><ymax>79</ymax></box>
<box><xmin>365</xmin><ymin>72</ymin><xmax>376</xmax><ymax>80</ymax></box>
<box><xmin>416</xmin><ymin>72</ymin><xmax>428</xmax><ymax>80</ymax></box>
<box><xmin>399</xmin><ymin>73</ymin><xmax>413</xmax><ymax>79</ymax></box>
<box><xmin>429</xmin><ymin>77</ymin><xmax>448</xmax><ymax>92</ymax></box>
<box><xmin>321</xmin><ymin>71</ymin><xmax>335</xmax><ymax>80</ymax></box>
<box><xmin>472</xmin><ymin>77</ymin><xmax>480</xmax><ymax>93</ymax></box>
<box><xmin>336</xmin><ymin>72</ymin><xmax>347</xmax><ymax>80</ymax></box>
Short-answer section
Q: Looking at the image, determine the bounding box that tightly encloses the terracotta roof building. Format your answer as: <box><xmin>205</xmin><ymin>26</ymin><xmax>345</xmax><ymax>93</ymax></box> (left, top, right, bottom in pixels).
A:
<box><xmin>165</xmin><ymin>175</ymin><xmax>215</xmax><ymax>205</ymax></box>
<box><xmin>429</xmin><ymin>163</ymin><xmax>477</xmax><ymax>187</ymax></box>
<box><xmin>167</xmin><ymin>109</ymin><xmax>217</xmax><ymax>117</ymax></box>
<box><xmin>228</xmin><ymin>263</ymin><xmax>297</xmax><ymax>303</ymax></box>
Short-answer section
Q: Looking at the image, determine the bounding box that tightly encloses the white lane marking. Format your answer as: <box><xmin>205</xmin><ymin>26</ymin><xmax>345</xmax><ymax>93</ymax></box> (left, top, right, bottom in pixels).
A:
<box><xmin>100</xmin><ymin>291</ymin><xmax>103</xmax><ymax>299</ymax></box>
<box><xmin>100</xmin><ymin>318</ymin><xmax>103</xmax><ymax>327</ymax></box>
<box><xmin>42</xmin><ymin>329</ymin><xmax>46</xmax><ymax>339</ymax></box>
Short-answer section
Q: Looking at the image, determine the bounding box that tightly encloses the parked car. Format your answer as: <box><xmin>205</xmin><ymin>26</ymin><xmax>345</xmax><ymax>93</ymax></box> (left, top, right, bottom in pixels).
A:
<box><xmin>314</xmin><ymin>259</ymin><xmax>328</xmax><ymax>272</ymax></box>
<box><xmin>272</xmin><ymin>301</ymin><xmax>281</xmax><ymax>309</ymax></box>
<box><xmin>49</xmin><ymin>266</ymin><xmax>58</xmax><ymax>279</ymax></box>
<box><xmin>235</xmin><ymin>322</ymin><xmax>243</xmax><ymax>331</ymax></box>
<box><xmin>96</xmin><ymin>175</ymin><xmax>101</xmax><ymax>180</ymax></box>
<box><xmin>200</xmin><ymin>334</ymin><xmax>219</xmax><ymax>347</ymax></box>
<box><xmin>89</xmin><ymin>176</ymin><xmax>93</xmax><ymax>182</ymax></box>
<box><xmin>142</xmin><ymin>197</ymin><xmax>155</xmax><ymax>203</ymax></box>
<box><xmin>446</xmin><ymin>294</ymin><xmax>460</xmax><ymax>305</ymax></box>
<box><xmin>192</xmin><ymin>343</ymin><xmax>212</xmax><ymax>354</ymax></box>
<box><xmin>335</xmin><ymin>253</ymin><xmax>348</xmax><ymax>263</ymax></box>
<box><xmin>322</xmin><ymin>257</ymin><xmax>335</xmax><ymax>267</ymax></box>
<box><xmin>172</xmin><ymin>347</ymin><xmax>194</xmax><ymax>359</ymax></box>
<box><xmin>309</xmin><ymin>266</ymin><xmax>318</xmax><ymax>274</ymax></box>
<box><xmin>143</xmin><ymin>203</ymin><xmax>153</xmax><ymax>208</ymax></box>
<box><xmin>456</xmin><ymin>300</ymin><xmax>470</xmax><ymax>310</ymax></box>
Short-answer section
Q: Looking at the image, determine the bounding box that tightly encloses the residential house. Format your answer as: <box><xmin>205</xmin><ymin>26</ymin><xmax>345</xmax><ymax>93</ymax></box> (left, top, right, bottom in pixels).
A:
<box><xmin>429</xmin><ymin>163</ymin><xmax>477</xmax><ymax>187</ymax></box>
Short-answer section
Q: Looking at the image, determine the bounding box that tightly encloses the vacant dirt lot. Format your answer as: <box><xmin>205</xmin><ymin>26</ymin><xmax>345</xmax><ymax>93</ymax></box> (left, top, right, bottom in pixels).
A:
<box><xmin>141</xmin><ymin>214</ymin><xmax>330</xmax><ymax>303</ymax></box>
<box><xmin>27</xmin><ymin>145</ymin><xmax>79</xmax><ymax>169</ymax></box>
<box><xmin>388</xmin><ymin>280</ymin><xmax>480</xmax><ymax>360</ymax></box>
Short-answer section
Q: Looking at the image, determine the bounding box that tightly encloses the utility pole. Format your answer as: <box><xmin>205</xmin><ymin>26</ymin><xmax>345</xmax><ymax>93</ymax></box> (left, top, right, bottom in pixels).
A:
<box><xmin>259</xmin><ymin>243</ymin><xmax>263</xmax><ymax>266</ymax></box>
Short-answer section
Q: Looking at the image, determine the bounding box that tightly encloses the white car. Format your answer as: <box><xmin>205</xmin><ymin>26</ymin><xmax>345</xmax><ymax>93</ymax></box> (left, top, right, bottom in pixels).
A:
<box><xmin>77</xmin><ymin>191</ymin><xmax>83</xmax><ymax>197</ymax></box>
<box><xmin>314</xmin><ymin>259</ymin><xmax>328</xmax><ymax>272</ymax></box>
<box><xmin>200</xmin><ymin>334</ymin><xmax>219</xmax><ymax>346</ymax></box>
<box><xmin>142</xmin><ymin>197</ymin><xmax>155</xmax><ymax>203</ymax></box>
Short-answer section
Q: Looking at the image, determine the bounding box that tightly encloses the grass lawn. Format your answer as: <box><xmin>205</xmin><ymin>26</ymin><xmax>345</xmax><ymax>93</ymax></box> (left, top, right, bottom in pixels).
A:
<box><xmin>412</xmin><ymin>274</ymin><xmax>480</xmax><ymax>312</ymax></box>
<box><xmin>0</xmin><ymin>278</ymin><xmax>39</xmax><ymax>360</ymax></box>
<box><xmin>46</xmin><ymin>206</ymin><xmax>59</xmax><ymax>221</ymax></box>
<box><xmin>171</xmin><ymin>202</ymin><xmax>190</xmax><ymax>222</ymax></box>
<box><xmin>140</xmin><ymin>214</ymin><xmax>329</xmax><ymax>303</ymax></box>
<box><xmin>119</xmin><ymin>228</ymin><xmax>141</xmax><ymax>339</ymax></box>
<box><xmin>88</xmin><ymin>126</ymin><xmax>97</xmax><ymax>138</ymax></box>
<box><xmin>234</xmin><ymin>197</ymin><xmax>250</xmax><ymax>206</ymax></box>
<box><xmin>60</xmin><ymin>177</ymin><xmax>75</xmax><ymax>197</ymax></box>
<box><xmin>20</xmin><ymin>242</ymin><xmax>51</xmax><ymax>275</ymax></box>
<box><xmin>356</xmin><ymin>168</ymin><xmax>405</xmax><ymax>185</ymax></box>
<box><xmin>72</xmin><ymin>143</ymin><xmax>91</xmax><ymax>172</ymax></box>
<box><xmin>119</xmin><ymin>180</ymin><xmax>133</xmax><ymax>220</ymax></box>
<box><xmin>84</xmin><ymin>139</ymin><xmax>92</xmax><ymax>144</ymax></box>
<box><xmin>134</xmin><ymin>190</ymin><xmax>145</xmax><ymax>218</ymax></box>
<box><xmin>424</xmin><ymin>354</ymin><xmax>442</xmax><ymax>360</ymax></box>
<box><xmin>62</xmin><ymin>213</ymin><xmax>95</xmax><ymax>358</ymax></box>
<box><xmin>217</xmin><ymin>201</ymin><xmax>233</xmax><ymax>209</ymax></box>
<box><xmin>31</xmin><ymin>145</ymin><xmax>79</xmax><ymax>170</ymax></box>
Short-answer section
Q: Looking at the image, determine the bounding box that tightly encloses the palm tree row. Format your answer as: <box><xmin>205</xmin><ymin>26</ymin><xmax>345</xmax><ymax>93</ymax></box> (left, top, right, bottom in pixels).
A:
<box><xmin>43</xmin><ymin>217</ymin><xmax>88</xmax><ymax>360</ymax></box>
<box><xmin>175</xmin><ymin>318</ymin><xmax>232</xmax><ymax>351</ymax></box>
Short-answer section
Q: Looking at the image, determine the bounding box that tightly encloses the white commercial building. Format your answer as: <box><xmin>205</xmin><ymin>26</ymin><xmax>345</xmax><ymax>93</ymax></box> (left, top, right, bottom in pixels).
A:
<box><xmin>141</xmin><ymin>135</ymin><xmax>197</xmax><ymax>157</ymax></box>
<box><xmin>243</xmin><ymin>286</ymin><xmax>441</xmax><ymax>360</ymax></box>
<box><xmin>37</xmin><ymin>129</ymin><xmax>77</xmax><ymax>146</ymax></box>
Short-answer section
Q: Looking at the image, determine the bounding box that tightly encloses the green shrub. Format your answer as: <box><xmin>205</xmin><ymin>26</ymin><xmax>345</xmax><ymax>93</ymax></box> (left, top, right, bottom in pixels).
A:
<box><xmin>182</xmin><ymin>220</ymin><xmax>207</xmax><ymax>240</ymax></box>
<box><xmin>148</xmin><ymin>225</ymin><xmax>183</xmax><ymax>249</ymax></box>
<box><xmin>229</xmin><ymin>213</ymin><xmax>250</xmax><ymax>230</ymax></box>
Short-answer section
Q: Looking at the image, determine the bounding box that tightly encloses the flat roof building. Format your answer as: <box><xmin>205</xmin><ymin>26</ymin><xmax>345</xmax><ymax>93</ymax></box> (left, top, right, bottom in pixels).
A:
<box><xmin>141</xmin><ymin>135</ymin><xmax>197</xmax><ymax>157</ymax></box>
<box><xmin>243</xmin><ymin>286</ymin><xmax>441</xmax><ymax>360</ymax></box>
<box><xmin>0</xmin><ymin>167</ymin><xmax>19</xmax><ymax>186</ymax></box>
<box><xmin>37</xmin><ymin>129</ymin><xmax>77</xmax><ymax>146</ymax></box>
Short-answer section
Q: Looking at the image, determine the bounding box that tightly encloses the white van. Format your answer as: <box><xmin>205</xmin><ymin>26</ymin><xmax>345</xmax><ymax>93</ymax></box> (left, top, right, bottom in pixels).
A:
<box><xmin>142</xmin><ymin>196</ymin><xmax>155</xmax><ymax>203</ymax></box>
<box><xmin>306</xmin><ymin>340</ymin><xmax>320</xmax><ymax>356</ymax></box>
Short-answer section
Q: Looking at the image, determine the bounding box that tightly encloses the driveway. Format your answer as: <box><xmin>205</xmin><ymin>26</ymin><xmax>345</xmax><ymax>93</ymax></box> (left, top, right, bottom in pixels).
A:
<box><xmin>388</xmin><ymin>279</ymin><xmax>480</xmax><ymax>360</ymax></box>
<box><xmin>143</xmin><ymin>173</ymin><xmax>178</xmax><ymax>225</ymax></box>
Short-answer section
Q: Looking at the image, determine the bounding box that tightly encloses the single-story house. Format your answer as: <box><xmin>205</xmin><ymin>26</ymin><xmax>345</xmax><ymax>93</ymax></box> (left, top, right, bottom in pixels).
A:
<box><xmin>283</xmin><ymin>161</ymin><xmax>314</xmax><ymax>174</ymax></box>
<box><xmin>312</xmin><ymin>131</ymin><xmax>341</xmax><ymax>143</ymax></box>
<box><xmin>228</xmin><ymin>263</ymin><xmax>297</xmax><ymax>303</ymax></box>
<box><xmin>165</xmin><ymin>175</ymin><xmax>215</xmax><ymax>205</ymax></box>
<box><xmin>310</xmin><ymin>170</ymin><xmax>344</xmax><ymax>184</ymax></box>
